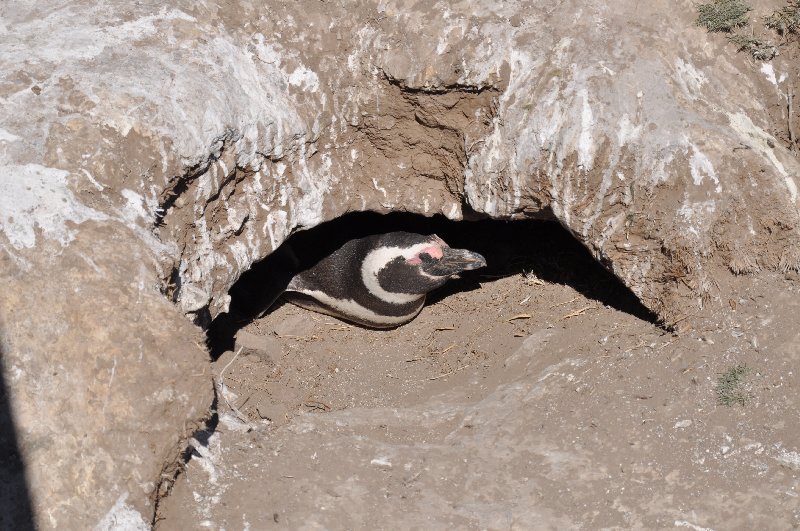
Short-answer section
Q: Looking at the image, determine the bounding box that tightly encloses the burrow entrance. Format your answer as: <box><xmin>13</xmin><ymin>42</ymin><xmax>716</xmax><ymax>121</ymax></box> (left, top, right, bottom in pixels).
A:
<box><xmin>208</xmin><ymin>213</ymin><xmax>655</xmax><ymax>357</ymax></box>
<box><xmin>202</xmin><ymin>213</ymin><xmax>657</xmax><ymax>424</ymax></box>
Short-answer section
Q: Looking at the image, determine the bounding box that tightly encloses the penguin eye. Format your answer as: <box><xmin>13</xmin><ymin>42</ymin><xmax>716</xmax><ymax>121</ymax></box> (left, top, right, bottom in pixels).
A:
<box><xmin>419</xmin><ymin>252</ymin><xmax>436</xmax><ymax>263</ymax></box>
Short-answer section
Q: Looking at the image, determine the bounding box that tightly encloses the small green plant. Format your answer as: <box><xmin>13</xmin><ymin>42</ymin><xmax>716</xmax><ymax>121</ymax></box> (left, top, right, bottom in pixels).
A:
<box><xmin>727</xmin><ymin>33</ymin><xmax>777</xmax><ymax>60</ymax></box>
<box><xmin>696</xmin><ymin>0</ymin><xmax>752</xmax><ymax>32</ymax></box>
<box><xmin>764</xmin><ymin>0</ymin><xmax>800</xmax><ymax>36</ymax></box>
<box><xmin>696</xmin><ymin>0</ymin><xmax>799</xmax><ymax>61</ymax></box>
<box><xmin>715</xmin><ymin>364</ymin><xmax>752</xmax><ymax>406</ymax></box>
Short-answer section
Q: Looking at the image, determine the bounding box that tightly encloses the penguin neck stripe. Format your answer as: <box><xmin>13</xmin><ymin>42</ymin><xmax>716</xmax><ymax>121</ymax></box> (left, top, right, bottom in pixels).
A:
<box><xmin>361</xmin><ymin>243</ymin><xmax>434</xmax><ymax>305</ymax></box>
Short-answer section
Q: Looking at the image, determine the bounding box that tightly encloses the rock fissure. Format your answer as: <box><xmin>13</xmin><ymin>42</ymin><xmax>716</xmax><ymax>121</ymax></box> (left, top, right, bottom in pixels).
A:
<box><xmin>150</xmin><ymin>390</ymin><xmax>219</xmax><ymax>528</ymax></box>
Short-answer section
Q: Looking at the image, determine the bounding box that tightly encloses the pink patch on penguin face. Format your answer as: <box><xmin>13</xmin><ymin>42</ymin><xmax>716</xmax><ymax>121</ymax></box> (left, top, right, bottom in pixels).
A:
<box><xmin>407</xmin><ymin>244</ymin><xmax>443</xmax><ymax>265</ymax></box>
<box><xmin>420</xmin><ymin>244</ymin><xmax>444</xmax><ymax>259</ymax></box>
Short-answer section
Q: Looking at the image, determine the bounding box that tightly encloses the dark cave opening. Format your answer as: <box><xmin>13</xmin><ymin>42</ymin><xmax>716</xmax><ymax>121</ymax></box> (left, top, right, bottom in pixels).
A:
<box><xmin>206</xmin><ymin>212</ymin><xmax>657</xmax><ymax>359</ymax></box>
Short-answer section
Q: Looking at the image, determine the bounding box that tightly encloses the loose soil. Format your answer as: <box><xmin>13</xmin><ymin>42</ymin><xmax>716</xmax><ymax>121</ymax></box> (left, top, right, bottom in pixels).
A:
<box><xmin>156</xmin><ymin>221</ymin><xmax>800</xmax><ymax>529</ymax></box>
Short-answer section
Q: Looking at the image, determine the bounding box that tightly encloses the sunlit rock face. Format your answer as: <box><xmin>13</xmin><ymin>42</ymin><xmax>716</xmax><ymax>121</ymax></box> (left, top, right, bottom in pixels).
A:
<box><xmin>1</xmin><ymin>0</ymin><xmax>798</xmax><ymax>526</ymax></box>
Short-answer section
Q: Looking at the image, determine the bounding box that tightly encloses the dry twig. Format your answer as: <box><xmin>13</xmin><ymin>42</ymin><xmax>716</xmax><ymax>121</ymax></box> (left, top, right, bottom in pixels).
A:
<box><xmin>216</xmin><ymin>347</ymin><xmax>254</xmax><ymax>426</ymax></box>
<box><xmin>429</xmin><ymin>364</ymin><xmax>471</xmax><ymax>380</ymax></box>
<box><xmin>303</xmin><ymin>400</ymin><xmax>331</xmax><ymax>412</ymax></box>
<box><xmin>623</xmin><ymin>340</ymin><xmax>646</xmax><ymax>353</ymax></box>
<box><xmin>550</xmin><ymin>296</ymin><xmax>579</xmax><ymax>309</ymax></box>
<box><xmin>559</xmin><ymin>305</ymin><xmax>596</xmax><ymax>320</ymax></box>
<box><xmin>789</xmin><ymin>82</ymin><xmax>797</xmax><ymax>152</ymax></box>
<box><xmin>431</xmin><ymin>343</ymin><xmax>457</xmax><ymax>356</ymax></box>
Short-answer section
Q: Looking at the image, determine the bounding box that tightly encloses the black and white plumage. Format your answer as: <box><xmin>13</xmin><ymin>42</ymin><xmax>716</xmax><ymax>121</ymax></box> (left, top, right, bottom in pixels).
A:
<box><xmin>284</xmin><ymin>232</ymin><xmax>486</xmax><ymax>328</ymax></box>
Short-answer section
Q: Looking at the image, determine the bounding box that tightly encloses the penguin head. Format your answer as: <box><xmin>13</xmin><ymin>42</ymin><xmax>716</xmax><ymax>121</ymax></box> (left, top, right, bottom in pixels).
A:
<box><xmin>362</xmin><ymin>232</ymin><xmax>487</xmax><ymax>300</ymax></box>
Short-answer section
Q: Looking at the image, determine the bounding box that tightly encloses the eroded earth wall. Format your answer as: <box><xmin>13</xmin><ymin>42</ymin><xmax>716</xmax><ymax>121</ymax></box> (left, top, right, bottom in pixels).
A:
<box><xmin>1</xmin><ymin>0</ymin><xmax>799</xmax><ymax>527</ymax></box>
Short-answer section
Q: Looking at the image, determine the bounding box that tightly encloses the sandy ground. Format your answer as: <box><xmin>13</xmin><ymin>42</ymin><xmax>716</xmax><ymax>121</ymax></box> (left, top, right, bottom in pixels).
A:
<box><xmin>155</xmin><ymin>221</ymin><xmax>800</xmax><ymax>529</ymax></box>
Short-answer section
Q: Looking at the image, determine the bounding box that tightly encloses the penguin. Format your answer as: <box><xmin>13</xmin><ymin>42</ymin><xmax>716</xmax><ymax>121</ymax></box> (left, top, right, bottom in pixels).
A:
<box><xmin>283</xmin><ymin>231</ymin><xmax>487</xmax><ymax>328</ymax></box>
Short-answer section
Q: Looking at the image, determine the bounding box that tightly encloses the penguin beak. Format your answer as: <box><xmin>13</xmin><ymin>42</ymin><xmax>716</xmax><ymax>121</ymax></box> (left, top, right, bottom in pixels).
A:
<box><xmin>422</xmin><ymin>247</ymin><xmax>487</xmax><ymax>277</ymax></box>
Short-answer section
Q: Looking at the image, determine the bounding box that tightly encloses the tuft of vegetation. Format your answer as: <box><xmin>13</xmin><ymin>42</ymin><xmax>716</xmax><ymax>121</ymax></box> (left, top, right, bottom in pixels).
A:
<box><xmin>727</xmin><ymin>33</ymin><xmax>778</xmax><ymax>60</ymax></box>
<box><xmin>764</xmin><ymin>0</ymin><xmax>800</xmax><ymax>36</ymax></box>
<box><xmin>715</xmin><ymin>364</ymin><xmax>752</xmax><ymax>406</ymax></box>
<box><xmin>696</xmin><ymin>0</ymin><xmax>800</xmax><ymax>61</ymax></box>
<box><xmin>696</xmin><ymin>0</ymin><xmax>752</xmax><ymax>32</ymax></box>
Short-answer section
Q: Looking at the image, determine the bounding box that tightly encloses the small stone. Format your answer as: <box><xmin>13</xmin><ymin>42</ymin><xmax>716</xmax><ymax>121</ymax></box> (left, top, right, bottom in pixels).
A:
<box><xmin>674</xmin><ymin>419</ymin><xmax>692</xmax><ymax>429</ymax></box>
<box><xmin>776</xmin><ymin>450</ymin><xmax>800</xmax><ymax>470</ymax></box>
<box><xmin>272</xmin><ymin>313</ymin><xmax>316</xmax><ymax>337</ymax></box>
<box><xmin>255</xmin><ymin>403</ymin><xmax>289</xmax><ymax>426</ymax></box>
<box><xmin>234</xmin><ymin>330</ymin><xmax>278</xmax><ymax>362</ymax></box>
<box><xmin>370</xmin><ymin>457</ymin><xmax>392</xmax><ymax>468</ymax></box>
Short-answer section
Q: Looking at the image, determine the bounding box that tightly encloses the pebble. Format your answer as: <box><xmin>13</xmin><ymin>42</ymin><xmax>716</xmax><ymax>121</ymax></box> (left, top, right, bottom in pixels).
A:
<box><xmin>370</xmin><ymin>457</ymin><xmax>392</xmax><ymax>468</ymax></box>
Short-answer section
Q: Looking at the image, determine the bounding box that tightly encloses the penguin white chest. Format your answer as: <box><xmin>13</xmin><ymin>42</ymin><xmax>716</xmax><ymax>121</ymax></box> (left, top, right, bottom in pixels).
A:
<box><xmin>288</xmin><ymin>288</ymin><xmax>425</xmax><ymax>328</ymax></box>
